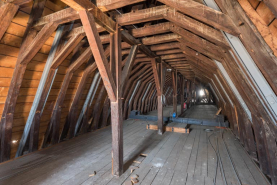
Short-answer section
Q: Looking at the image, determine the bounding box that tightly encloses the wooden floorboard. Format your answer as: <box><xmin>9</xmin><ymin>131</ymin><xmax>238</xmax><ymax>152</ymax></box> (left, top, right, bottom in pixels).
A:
<box><xmin>0</xmin><ymin>105</ymin><xmax>270</xmax><ymax>185</ymax></box>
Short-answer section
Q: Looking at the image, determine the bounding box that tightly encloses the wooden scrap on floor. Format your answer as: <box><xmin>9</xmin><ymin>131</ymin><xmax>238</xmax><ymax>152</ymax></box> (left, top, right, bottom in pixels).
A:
<box><xmin>146</xmin><ymin>122</ymin><xmax>190</xmax><ymax>133</ymax></box>
<box><xmin>131</xmin><ymin>178</ymin><xmax>139</xmax><ymax>184</ymax></box>
<box><xmin>215</xmin><ymin>107</ymin><xmax>222</xmax><ymax>116</ymax></box>
<box><xmin>89</xmin><ymin>171</ymin><xmax>96</xmax><ymax>177</ymax></box>
<box><xmin>140</xmin><ymin>153</ymin><xmax>147</xmax><ymax>157</ymax></box>
<box><xmin>124</xmin><ymin>181</ymin><xmax>133</xmax><ymax>185</ymax></box>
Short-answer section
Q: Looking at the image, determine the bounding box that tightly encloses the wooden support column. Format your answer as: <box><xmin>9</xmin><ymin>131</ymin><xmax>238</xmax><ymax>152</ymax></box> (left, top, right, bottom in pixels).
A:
<box><xmin>79</xmin><ymin>9</ymin><xmax>124</xmax><ymax>175</ymax></box>
<box><xmin>186</xmin><ymin>80</ymin><xmax>190</xmax><ymax>108</ymax></box>
<box><xmin>180</xmin><ymin>76</ymin><xmax>185</xmax><ymax>114</ymax></box>
<box><xmin>109</xmin><ymin>24</ymin><xmax>123</xmax><ymax>176</ymax></box>
<box><xmin>151</xmin><ymin>58</ymin><xmax>164</xmax><ymax>134</ymax></box>
<box><xmin>172</xmin><ymin>70</ymin><xmax>177</xmax><ymax>114</ymax></box>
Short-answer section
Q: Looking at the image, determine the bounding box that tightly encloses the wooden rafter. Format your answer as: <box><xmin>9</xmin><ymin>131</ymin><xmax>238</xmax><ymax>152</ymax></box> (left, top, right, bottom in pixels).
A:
<box><xmin>79</xmin><ymin>10</ymin><xmax>117</xmax><ymax>101</ymax></box>
<box><xmin>117</xmin><ymin>5</ymin><xmax>230</xmax><ymax>48</ymax></box>
<box><xmin>0</xmin><ymin>0</ymin><xmax>49</xmax><ymax>162</ymax></box>
<box><xmin>97</xmin><ymin>0</ymin><xmax>145</xmax><ymax>12</ymax></box>
<box><xmin>0</xmin><ymin>3</ymin><xmax>18</xmax><ymax>40</ymax></box>
<box><xmin>157</xmin><ymin>0</ymin><xmax>239</xmax><ymax>36</ymax></box>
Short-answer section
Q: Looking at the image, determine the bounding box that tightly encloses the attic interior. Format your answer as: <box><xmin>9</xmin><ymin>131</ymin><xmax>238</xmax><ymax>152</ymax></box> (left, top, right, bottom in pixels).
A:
<box><xmin>0</xmin><ymin>0</ymin><xmax>277</xmax><ymax>184</ymax></box>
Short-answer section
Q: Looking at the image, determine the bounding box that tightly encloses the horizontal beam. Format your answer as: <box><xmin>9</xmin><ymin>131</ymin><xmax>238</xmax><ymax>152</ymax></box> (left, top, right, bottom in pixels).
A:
<box><xmin>97</xmin><ymin>0</ymin><xmax>145</xmax><ymax>12</ymax></box>
<box><xmin>117</xmin><ymin>5</ymin><xmax>230</xmax><ymax>48</ymax></box>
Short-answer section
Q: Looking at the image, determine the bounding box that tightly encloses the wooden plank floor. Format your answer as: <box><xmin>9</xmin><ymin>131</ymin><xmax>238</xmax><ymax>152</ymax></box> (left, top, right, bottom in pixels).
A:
<box><xmin>181</xmin><ymin>105</ymin><xmax>218</xmax><ymax>120</ymax></box>
<box><xmin>0</xmin><ymin>109</ymin><xmax>269</xmax><ymax>185</ymax></box>
<box><xmin>146</xmin><ymin>105</ymin><xmax>181</xmax><ymax>117</ymax></box>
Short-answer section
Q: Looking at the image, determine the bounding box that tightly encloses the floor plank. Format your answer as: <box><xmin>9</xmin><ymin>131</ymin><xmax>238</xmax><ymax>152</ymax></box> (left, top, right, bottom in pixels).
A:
<box><xmin>0</xmin><ymin>105</ymin><xmax>269</xmax><ymax>185</ymax></box>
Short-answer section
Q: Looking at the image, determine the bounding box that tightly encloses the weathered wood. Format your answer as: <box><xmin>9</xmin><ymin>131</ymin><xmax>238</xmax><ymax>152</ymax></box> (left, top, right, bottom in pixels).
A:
<box><xmin>43</xmin><ymin>48</ymin><xmax>94</xmax><ymax>147</ymax></box>
<box><xmin>156</xmin><ymin>49</ymin><xmax>182</xmax><ymax>55</ymax></box>
<box><xmin>131</xmin><ymin>22</ymin><xmax>172</xmax><ymax>38</ymax></box>
<box><xmin>97</xmin><ymin>0</ymin><xmax>145</xmax><ymax>12</ymax></box>
<box><xmin>161</xmin><ymin>53</ymin><xmax>186</xmax><ymax>60</ymax></box>
<box><xmin>172</xmin><ymin>70</ymin><xmax>177</xmax><ymax>114</ymax></box>
<box><xmin>262</xmin><ymin>0</ymin><xmax>277</xmax><ymax>18</ymax></box>
<box><xmin>158</xmin><ymin>0</ymin><xmax>239</xmax><ymax>36</ymax></box>
<box><xmin>165</xmin><ymin>9</ymin><xmax>230</xmax><ymax>49</ymax></box>
<box><xmin>51</xmin><ymin>34</ymin><xmax>85</xmax><ymax>69</ymax></box>
<box><xmin>60</xmin><ymin>0</ymin><xmax>116</xmax><ymax>32</ymax></box>
<box><xmin>0</xmin><ymin>3</ymin><xmax>18</xmax><ymax>40</ymax></box>
<box><xmin>63</xmin><ymin>64</ymin><xmax>97</xmax><ymax>140</ymax></box>
<box><xmin>110</xmin><ymin>24</ymin><xmax>123</xmax><ymax>176</ymax></box>
<box><xmin>142</xmin><ymin>33</ymin><xmax>181</xmax><ymax>45</ymax></box>
<box><xmin>158</xmin><ymin>63</ymin><xmax>165</xmax><ymax>135</ymax></box>
<box><xmin>251</xmin><ymin>114</ymin><xmax>270</xmax><ymax>176</ymax></box>
<box><xmin>180</xmin><ymin>76</ymin><xmax>185</xmax><ymax>114</ymax></box>
<box><xmin>151</xmin><ymin>59</ymin><xmax>161</xmax><ymax>96</ymax></box>
<box><xmin>237</xmin><ymin>0</ymin><xmax>277</xmax><ymax>55</ymax></box>
<box><xmin>215</xmin><ymin>0</ymin><xmax>277</xmax><ymax>97</ymax></box>
<box><xmin>16</xmin><ymin>25</ymin><xmax>66</xmax><ymax>157</ymax></box>
<box><xmin>151</xmin><ymin>42</ymin><xmax>180</xmax><ymax>51</ymax></box>
<box><xmin>121</xmin><ymin>30</ymin><xmax>156</xmax><ymax>58</ymax></box>
<box><xmin>117</xmin><ymin>6</ymin><xmax>230</xmax><ymax>48</ymax></box>
<box><xmin>0</xmin><ymin>0</ymin><xmax>47</xmax><ymax>162</ymax></box>
<box><xmin>146</xmin><ymin>123</ymin><xmax>190</xmax><ymax>133</ymax></box>
<box><xmin>132</xmin><ymin>76</ymin><xmax>153</xmax><ymax>112</ymax></box>
<box><xmin>260</xmin><ymin>119</ymin><xmax>277</xmax><ymax>185</ymax></box>
<box><xmin>34</xmin><ymin>9</ymin><xmax>105</xmax><ymax>32</ymax></box>
<box><xmin>79</xmin><ymin>10</ymin><xmax>117</xmax><ymax>101</ymax></box>
<box><xmin>90</xmin><ymin>85</ymin><xmax>107</xmax><ymax>130</ymax></box>
<box><xmin>100</xmin><ymin>96</ymin><xmax>110</xmax><ymax>127</ymax></box>
<box><xmin>121</xmin><ymin>45</ymin><xmax>138</xmax><ymax>91</ymax></box>
<box><xmin>123</xmin><ymin>67</ymin><xmax>152</xmax><ymax>118</ymax></box>
<box><xmin>19</xmin><ymin>23</ymin><xmax>58</xmax><ymax>65</ymax></box>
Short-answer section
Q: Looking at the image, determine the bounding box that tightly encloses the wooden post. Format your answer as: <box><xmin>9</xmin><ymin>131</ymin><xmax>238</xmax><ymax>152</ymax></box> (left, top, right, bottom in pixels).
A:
<box><xmin>172</xmin><ymin>70</ymin><xmax>177</xmax><ymax>114</ymax></box>
<box><xmin>180</xmin><ymin>76</ymin><xmax>184</xmax><ymax>114</ymax></box>
<box><xmin>158</xmin><ymin>63</ymin><xmax>165</xmax><ymax>134</ymax></box>
<box><xmin>151</xmin><ymin>58</ymin><xmax>165</xmax><ymax>134</ymax></box>
<box><xmin>110</xmin><ymin>24</ymin><xmax>123</xmax><ymax>176</ymax></box>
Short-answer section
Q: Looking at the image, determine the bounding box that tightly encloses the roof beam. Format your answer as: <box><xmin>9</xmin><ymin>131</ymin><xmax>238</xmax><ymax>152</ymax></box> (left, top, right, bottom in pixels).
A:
<box><xmin>161</xmin><ymin>53</ymin><xmax>186</xmax><ymax>60</ymax></box>
<box><xmin>142</xmin><ymin>33</ymin><xmax>181</xmax><ymax>45</ymax></box>
<box><xmin>157</xmin><ymin>0</ymin><xmax>239</xmax><ymax>36</ymax></box>
<box><xmin>121</xmin><ymin>45</ymin><xmax>139</xmax><ymax>91</ymax></box>
<box><xmin>117</xmin><ymin>5</ymin><xmax>230</xmax><ymax>48</ymax></box>
<box><xmin>130</xmin><ymin>22</ymin><xmax>226</xmax><ymax>58</ymax></box>
<box><xmin>261</xmin><ymin>0</ymin><xmax>277</xmax><ymax>18</ymax></box>
<box><xmin>150</xmin><ymin>42</ymin><xmax>180</xmax><ymax>51</ymax></box>
<box><xmin>97</xmin><ymin>0</ymin><xmax>146</xmax><ymax>12</ymax></box>
<box><xmin>61</xmin><ymin>0</ymin><xmax>116</xmax><ymax>32</ymax></box>
<box><xmin>156</xmin><ymin>49</ymin><xmax>182</xmax><ymax>55</ymax></box>
<box><xmin>79</xmin><ymin>10</ymin><xmax>117</xmax><ymax>101</ymax></box>
<box><xmin>131</xmin><ymin>22</ymin><xmax>172</xmax><ymax>37</ymax></box>
<box><xmin>0</xmin><ymin>3</ymin><xmax>18</xmax><ymax>40</ymax></box>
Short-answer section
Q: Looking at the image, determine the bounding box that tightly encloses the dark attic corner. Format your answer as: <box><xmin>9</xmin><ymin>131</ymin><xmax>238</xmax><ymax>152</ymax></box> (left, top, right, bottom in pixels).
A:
<box><xmin>0</xmin><ymin>0</ymin><xmax>276</xmax><ymax>184</ymax></box>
